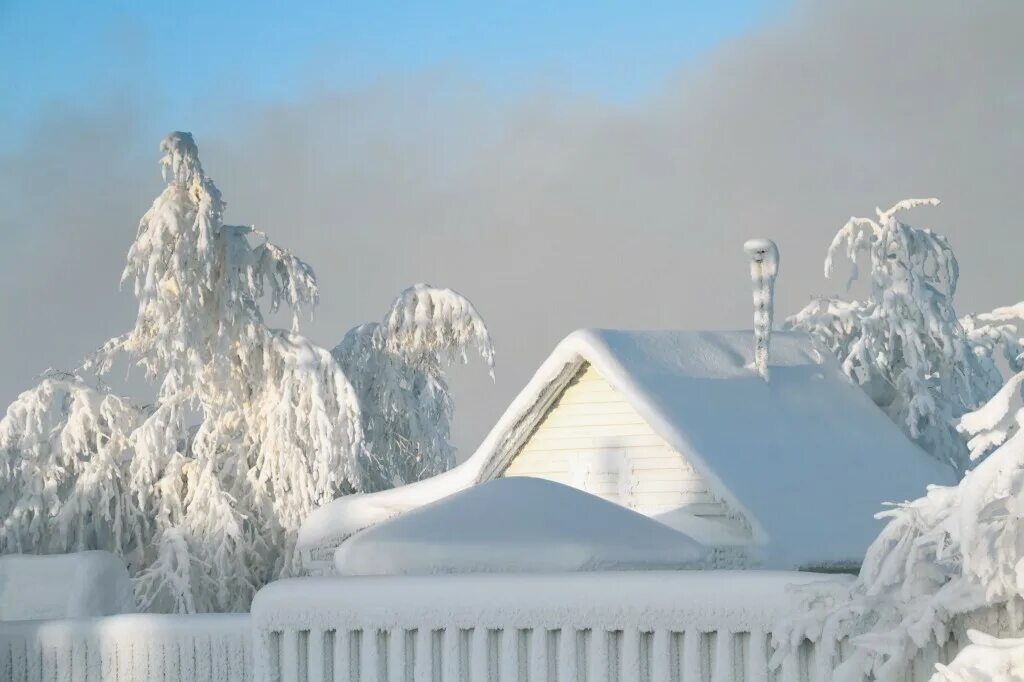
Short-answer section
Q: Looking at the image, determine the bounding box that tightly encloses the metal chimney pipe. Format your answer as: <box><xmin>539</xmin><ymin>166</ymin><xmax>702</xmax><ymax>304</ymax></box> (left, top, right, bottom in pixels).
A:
<box><xmin>743</xmin><ymin>239</ymin><xmax>779</xmax><ymax>380</ymax></box>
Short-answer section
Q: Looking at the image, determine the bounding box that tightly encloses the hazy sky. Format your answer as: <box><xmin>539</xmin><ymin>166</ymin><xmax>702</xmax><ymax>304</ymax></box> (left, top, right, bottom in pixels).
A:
<box><xmin>0</xmin><ymin>0</ymin><xmax>779</xmax><ymax>139</ymax></box>
<box><xmin>1</xmin><ymin>0</ymin><xmax>1021</xmax><ymax>459</ymax></box>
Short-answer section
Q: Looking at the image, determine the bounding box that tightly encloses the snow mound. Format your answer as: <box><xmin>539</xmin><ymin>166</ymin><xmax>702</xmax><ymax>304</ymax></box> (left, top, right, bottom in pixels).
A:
<box><xmin>334</xmin><ymin>477</ymin><xmax>705</xmax><ymax>576</ymax></box>
<box><xmin>933</xmin><ymin>630</ymin><xmax>1024</xmax><ymax>681</ymax></box>
<box><xmin>0</xmin><ymin>551</ymin><xmax>136</xmax><ymax>621</ymax></box>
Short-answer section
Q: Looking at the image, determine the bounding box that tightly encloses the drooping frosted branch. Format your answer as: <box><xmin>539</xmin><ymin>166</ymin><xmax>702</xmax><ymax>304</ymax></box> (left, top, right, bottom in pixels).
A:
<box><xmin>0</xmin><ymin>375</ymin><xmax>148</xmax><ymax>562</ymax></box>
<box><xmin>335</xmin><ymin>284</ymin><xmax>494</xmax><ymax>491</ymax></box>
<box><xmin>383</xmin><ymin>284</ymin><xmax>495</xmax><ymax>374</ymax></box>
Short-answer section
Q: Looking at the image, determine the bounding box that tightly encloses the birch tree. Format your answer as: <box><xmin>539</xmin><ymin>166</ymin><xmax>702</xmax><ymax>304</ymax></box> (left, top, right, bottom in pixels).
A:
<box><xmin>0</xmin><ymin>133</ymin><xmax>363</xmax><ymax>612</ymax></box>
<box><xmin>788</xmin><ymin>199</ymin><xmax>1022</xmax><ymax>474</ymax></box>
<box><xmin>334</xmin><ymin>284</ymin><xmax>495</xmax><ymax>491</ymax></box>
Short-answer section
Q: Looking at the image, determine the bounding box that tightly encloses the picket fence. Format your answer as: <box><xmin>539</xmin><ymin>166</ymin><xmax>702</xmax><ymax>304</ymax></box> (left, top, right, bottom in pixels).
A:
<box><xmin>0</xmin><ymin>613</ymin><xmax>251</xmax><ymax>682</ymax></box>
<box><xmin>0</xmin><ymin>571</ymin><xmax>964</xmax><ymax>682</ymax></box>
<box><xmin>250</xmin><ymin>571</ymin><xmax>961</xmax><ymax>682</ymax></box>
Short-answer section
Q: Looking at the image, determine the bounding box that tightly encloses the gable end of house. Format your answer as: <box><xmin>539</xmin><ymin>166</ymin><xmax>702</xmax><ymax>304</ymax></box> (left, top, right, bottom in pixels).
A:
<box><xmin>496</xmin><ymin>362</ymin><xmax>751</xmax><ymax>539</ymax></box>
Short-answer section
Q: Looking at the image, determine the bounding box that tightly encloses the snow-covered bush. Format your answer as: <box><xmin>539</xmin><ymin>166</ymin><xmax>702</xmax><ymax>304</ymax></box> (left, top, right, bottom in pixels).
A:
<box><xmin>772</xmin><ymin>368</ymin><xmax>1024</xmax><ymax>682</ymax></box>
<box><xmin>787</xmin><ymin>199</ymin><xmax>1022</xmax><ymax>474</ymax></box>
<box><xmin>334</xmin><ymin>284</ymin><xmax>494</xmax><ymax>491</ymax></box>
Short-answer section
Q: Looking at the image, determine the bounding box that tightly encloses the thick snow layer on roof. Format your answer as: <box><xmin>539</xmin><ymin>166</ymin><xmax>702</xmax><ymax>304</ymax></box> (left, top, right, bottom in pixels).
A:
<box><xmin>334</xmin><ymin>477</ymin><xmax>704</xmax><ymax>576</ymax></box>
<box><xmin>300</xmin><ymin>329</ymin><xmax>954</xmax><ymax>570</ymax></box>
<box><xmin>562</xmin><ymin>329</ymin><xmax>954</xmax><ymax>568</ymax></box>
<box><xmin>0</xmin><ymin>551</ymin><xmax>135</xmax><ymax>620</ymax></box>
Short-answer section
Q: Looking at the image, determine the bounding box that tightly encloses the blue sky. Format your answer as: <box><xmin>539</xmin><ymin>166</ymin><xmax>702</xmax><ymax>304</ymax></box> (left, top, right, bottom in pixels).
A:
<box><xmin>1</xmin><ymin>1</ymin><xmax>785</xmax><ymax>144</ymax></box>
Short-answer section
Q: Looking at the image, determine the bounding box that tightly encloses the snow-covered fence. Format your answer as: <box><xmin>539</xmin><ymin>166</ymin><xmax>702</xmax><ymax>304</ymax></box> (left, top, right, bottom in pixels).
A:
<box><xmin>0</xmin><ymin>613</ymin><xmax>251</xmax><ymax>682</ymax></box>
<box><xmin>0</xmin><ymin>573</ymin><xmax>966</xmax><ymax>681</ymax></box>
<box><xmin>251</xmin><ymin>571</ymin><xmax>890</xmax><ymax>682</ymax></box>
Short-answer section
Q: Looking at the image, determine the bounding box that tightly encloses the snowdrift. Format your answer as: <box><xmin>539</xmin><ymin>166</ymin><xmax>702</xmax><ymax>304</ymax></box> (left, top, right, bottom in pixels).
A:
<box><xmin>0</xmin><ymin>551</ymin><xmax>135</xmax><ymax>621</ymax></box>
<box><xmin>334</xmin><ymin>477</ymin><xmax>705</xmax><ymax>575</ymax></box>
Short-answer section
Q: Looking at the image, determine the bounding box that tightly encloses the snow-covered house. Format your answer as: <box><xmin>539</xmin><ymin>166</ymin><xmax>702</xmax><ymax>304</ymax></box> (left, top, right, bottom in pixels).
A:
<box><xmin>299</xmin><ymin>329</ymin><xmax>953</xmax><ymax>574</ymax></box>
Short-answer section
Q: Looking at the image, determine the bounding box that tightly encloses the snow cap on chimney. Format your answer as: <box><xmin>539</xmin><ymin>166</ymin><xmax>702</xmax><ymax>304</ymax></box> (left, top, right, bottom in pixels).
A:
<box><xmin>743</xmin><ymin>238</ymin><xmax>779</xmax><ymax>381</ymax></box>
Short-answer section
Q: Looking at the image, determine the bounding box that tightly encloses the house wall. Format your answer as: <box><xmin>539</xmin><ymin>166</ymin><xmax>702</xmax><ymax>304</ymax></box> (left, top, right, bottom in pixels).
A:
<box><xmin>501</xmin><ymin>363</ymin><xmax>742</xmax><ymax>528</ymax></box>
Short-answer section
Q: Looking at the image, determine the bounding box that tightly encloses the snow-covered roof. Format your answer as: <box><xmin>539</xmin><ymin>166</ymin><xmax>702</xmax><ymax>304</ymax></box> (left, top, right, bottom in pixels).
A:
<box><xmin>334</xmin><ymin>477</ymin><xmax>705</xmax><ymax>576</ymax></box>
<box><xmin>300</xmin><ymin>329</ymin><xmax>954</xmax><ymax>569</ymax></box>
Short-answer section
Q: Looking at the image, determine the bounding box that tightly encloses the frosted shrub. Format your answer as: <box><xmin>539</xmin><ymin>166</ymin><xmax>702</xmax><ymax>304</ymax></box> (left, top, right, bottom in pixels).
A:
<box><xmin>788</xmin><ymin>199</ymin><xmax>1022</xmax><ymax>474</ymax></box>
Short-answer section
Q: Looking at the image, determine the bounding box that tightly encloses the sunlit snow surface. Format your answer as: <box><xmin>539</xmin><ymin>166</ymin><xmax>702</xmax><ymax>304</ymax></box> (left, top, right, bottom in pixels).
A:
<box><xmin>334</xmin><ymin>477</ymin><xmax>705</xmax><ymax>575</ymax></box>
<box><xmin>0</xmin><ymin>551</ymin><xmax>135</xmax><ymax>621</ymax></box>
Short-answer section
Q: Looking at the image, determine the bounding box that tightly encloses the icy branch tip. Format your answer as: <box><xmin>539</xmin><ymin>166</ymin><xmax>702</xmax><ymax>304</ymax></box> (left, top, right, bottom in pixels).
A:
<box><xmin>160</xmin><ymin>131</ymin><xmax>202</xmax><ymax>186</ymax></box>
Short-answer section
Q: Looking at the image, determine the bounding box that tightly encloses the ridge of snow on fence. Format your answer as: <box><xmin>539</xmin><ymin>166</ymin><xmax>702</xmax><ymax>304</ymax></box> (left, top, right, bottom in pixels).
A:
<box><xmin>253</xmin><ymin>571</ymin><xmax>876</xmax><ymax>682</ymax></box>
<box><xmin>0</xmin><ymin>613</ymin><xmax>251</xmax><ymax>682</ymax></box>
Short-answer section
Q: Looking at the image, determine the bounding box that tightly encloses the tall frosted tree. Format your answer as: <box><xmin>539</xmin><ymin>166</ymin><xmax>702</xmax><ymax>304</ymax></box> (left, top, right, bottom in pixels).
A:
<box><xmin>334</xmin><ymin>284</ymin><xmax>495</xmax><ymax>491</ymax></box>
<box><xmin>0</xmin><ymin>133</ymin><xmax>365</xmax><ymax>612</ymax></box>
<box><xmin>787</xmin><ymin>199</ymin><xmax>1021</xmax><ymax>474</ymax></box>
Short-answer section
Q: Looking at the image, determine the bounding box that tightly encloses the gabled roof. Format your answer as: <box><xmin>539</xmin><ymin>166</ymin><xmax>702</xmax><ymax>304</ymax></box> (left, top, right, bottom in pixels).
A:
<box><xmin>298</xmin><ymin>329</ymin><xmax>954</xmax><ymax>570</ymax></box>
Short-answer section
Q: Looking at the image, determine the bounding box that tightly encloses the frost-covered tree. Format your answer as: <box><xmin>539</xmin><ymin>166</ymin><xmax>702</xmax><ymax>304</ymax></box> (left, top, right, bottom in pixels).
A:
<box><xmin>334</xmin><ymin>284</ymin><xmax>494</xmax><ymax>491</ymax></box>
<box><xmin>772</xmin><ymin>366</ymin><xmax>1024</xmax><ymax>682</ymax></box>
<box><xmin>0</xmin><ymin>133</ymin><xmax>364</xmax><ymax>613</ymax></box>
<box><xmin>1</xmin><ymin>133</ymin><xmax>495</xmax><ymax>612</ymax></box>
<box><xmin>787</xmin><ymin>199</ymin><xmax>1020</xmax><ymax>474</ymax></box>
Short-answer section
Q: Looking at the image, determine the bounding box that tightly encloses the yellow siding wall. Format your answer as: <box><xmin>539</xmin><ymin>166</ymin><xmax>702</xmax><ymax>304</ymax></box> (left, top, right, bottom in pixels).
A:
<box><xmin>502</xmin><ymin>363</ymin><xmax>737</xmax><ymax>523</ymax></box>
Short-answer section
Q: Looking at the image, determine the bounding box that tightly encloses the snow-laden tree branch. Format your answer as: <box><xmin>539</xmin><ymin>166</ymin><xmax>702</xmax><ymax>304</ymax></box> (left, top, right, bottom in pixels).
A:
<box><xmin>787</xmin><ymin>199</ymin><xmax>1020</xmax><ymax>474</ymax></box>
<box><xmin>772</xmin><ymin>368</ymin><xmax>1024</xmax><ymax>682</ymax></box>
<box><xmin>0</xmin><ymin>374</ymin><xmax>148</xmax><ymax>563</ymax></box>
<box><xmin>960</xmin><ymin>302</ymin><xmax>1024</xmax><ymax>393</ymax></box>
<box><xmin>334</xmin><ymin>284</ymin><xmax>495</xmax><ymax>491</ymax></box>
